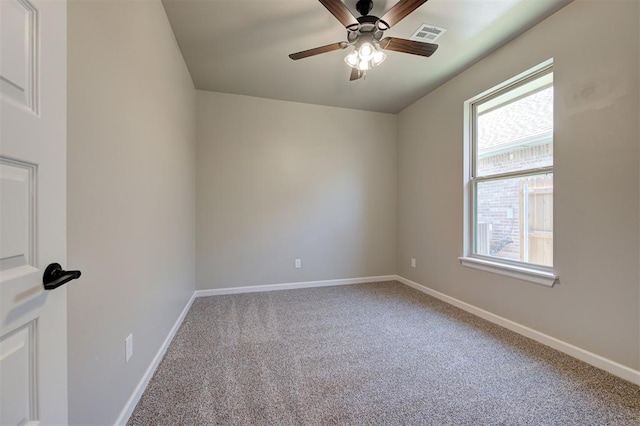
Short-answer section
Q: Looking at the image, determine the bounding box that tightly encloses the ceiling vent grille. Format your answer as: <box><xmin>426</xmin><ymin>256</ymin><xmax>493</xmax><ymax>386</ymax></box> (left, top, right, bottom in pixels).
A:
<box><xmin>409</xmin><ymin>24</ymin><xmax>446</xmax><ymax>43</ymax></box>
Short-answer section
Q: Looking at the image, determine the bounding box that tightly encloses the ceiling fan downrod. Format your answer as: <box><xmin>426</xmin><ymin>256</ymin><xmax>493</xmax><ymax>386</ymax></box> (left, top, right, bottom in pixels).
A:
<box><xmin>356</xmin><ymin>0</ymin><xmax>373</xmax><ymax>16</ymax></box>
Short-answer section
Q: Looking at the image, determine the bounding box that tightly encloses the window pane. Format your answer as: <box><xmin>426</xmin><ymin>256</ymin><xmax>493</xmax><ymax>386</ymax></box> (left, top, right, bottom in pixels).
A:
<box><xmin>476</xmin><ymin>85</ymin><xmax>553</xmax><ymax>177</ymax></box>
<box><xmin>475</xmin><ymin>173</ymin><xmax>553</xmax><ymax>267</ymax></box>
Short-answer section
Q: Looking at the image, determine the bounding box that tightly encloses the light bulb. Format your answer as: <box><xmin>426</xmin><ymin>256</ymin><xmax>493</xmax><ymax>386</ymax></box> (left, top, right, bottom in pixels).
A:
<box><xmin>344</xmin><ymin>51</ymin><xmax>358</xmax><ymax>68</ymax></box>
<box><xmin>357</xmin><ymin>59</ymin><xmax>370</xmax><ymax>71</ymax></box>
<box><xmin>358</xmin><ymin>43</ymin><xmax>374</xmax><ymax>60</ymax></box>
<box><xmin>371</xmin><ymin>50</ymin><xmax>386</xmax><ymax>67</ymax></box>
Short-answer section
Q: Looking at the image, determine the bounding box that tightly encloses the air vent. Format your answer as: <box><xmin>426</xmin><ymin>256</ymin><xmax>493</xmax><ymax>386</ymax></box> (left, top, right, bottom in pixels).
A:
<box><xmin>409</xmin><ymin>24</ymin><xmax>446</xmax><ymax>43</ymax></box>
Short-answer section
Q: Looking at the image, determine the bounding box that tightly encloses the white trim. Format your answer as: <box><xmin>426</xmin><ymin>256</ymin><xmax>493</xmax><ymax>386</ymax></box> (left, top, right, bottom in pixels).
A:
<box><xmin>395</xmin><ymin>275</ymin><xmax>640</xmax><ymax>386</ymax></box>
<box><xmin>114</xmin><ymin>292</ymin><xmax>196</xmax><ymax>426</ymax></box>
<box><xmin>458</xmin><ymin>256</ymin><xmax>558</xmax><ymax>287</ymax></box>
<box><xmin>468</xmin><ymin>59</ymin><xmax>554</xmax><ymax>108</ymax></box>
<box><xmin>194</xmin><ymin>275</ymin><xmax>397</xmax><ymax>297</ymax></box>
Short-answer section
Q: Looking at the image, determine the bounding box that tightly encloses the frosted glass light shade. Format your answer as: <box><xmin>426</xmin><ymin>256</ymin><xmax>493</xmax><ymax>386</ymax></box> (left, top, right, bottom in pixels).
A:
<box><xmin>344</xmin><ymin>51</ymin><xmax>359</xmax><ymax>67</ymax></box>
<box><xmin>371</xmin><ymin>50</ymin><xmax>386</xmax><ymax>67</ymax></box>
<box><xmin>359</xmin><ymin>43</ymin><xmax>374</xmax><ymax>60</ymax></box>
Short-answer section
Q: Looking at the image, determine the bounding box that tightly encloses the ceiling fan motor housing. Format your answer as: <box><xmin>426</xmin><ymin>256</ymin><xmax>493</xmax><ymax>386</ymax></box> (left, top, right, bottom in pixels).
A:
<box><xmin>356</xmin><ymin>0</ymin><xmax>373</xmax><ymax>16</ymax></box>
<box><xmin>348</xmin><ymin>15</ymin><xmax>384</xmax><ymax>45</ymax></box>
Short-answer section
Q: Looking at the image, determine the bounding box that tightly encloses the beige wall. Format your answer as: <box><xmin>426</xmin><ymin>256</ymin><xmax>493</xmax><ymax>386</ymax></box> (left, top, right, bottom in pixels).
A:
<box><xmin>64</xmin><ymin>1</ymin><xmax>639</xmax><ymax>422</ymax></box>
<box><xmin>196</xmin><ymin>91</ymin><xmax>397</xmax><ymax>289</ymax></box>
<box><xmin>397</xmin><ymin>0</ymin><xmax>639</xmax><ymax>369</ymax></box>
<box><xmin>67</xmin><ymin>1</ymin><xmax>196</xmax><ymax>424</ymax></box>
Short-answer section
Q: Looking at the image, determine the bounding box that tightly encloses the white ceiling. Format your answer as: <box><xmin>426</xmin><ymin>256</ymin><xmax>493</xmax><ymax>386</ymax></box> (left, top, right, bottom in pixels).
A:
<box><xmin>162</xmin><ymin>0</ymin><xmax>572</xmax><ymax>113</ymax></box>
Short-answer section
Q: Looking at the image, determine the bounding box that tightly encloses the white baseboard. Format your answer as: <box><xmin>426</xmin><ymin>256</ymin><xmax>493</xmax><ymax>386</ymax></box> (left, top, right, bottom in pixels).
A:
<box><xmin>114</xmin><ymin>292</ymin><xmax>196</xmax><ymax>426</ymax></box>
<box><xmin>395</xmin><ymin>275</ymin><xmax>640</xmax><ymax>386</ymax></box>
<box><xmin>194</xmin><ymin>275</ymin><xmax>397</xmax><ymax>297</ymax></box>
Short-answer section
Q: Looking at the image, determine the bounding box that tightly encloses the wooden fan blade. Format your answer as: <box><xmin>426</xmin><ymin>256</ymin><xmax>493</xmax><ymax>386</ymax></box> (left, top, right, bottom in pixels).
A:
<box><xmin>289</xmin><ymin>42</ymin><xmax>348</xmax><ymax>60</ymax></box>
<box><xmin>380</xmin><ymin>37</ymin><xmax>438</xmax><ymax>57</ymax></box>
<box><xmin>319</xmin><ymin>0</ymin><xmax>359</xmax><ymax>27</ymax></box>
<box><xmin>349</xmin><ymin>68</ymin><xmax>363</xmax><ymax>81</ymax></box>
<box><xmin>380</xmin><ymin>0</ymin><xmax>429</xmax><ymax>27</ymax></box>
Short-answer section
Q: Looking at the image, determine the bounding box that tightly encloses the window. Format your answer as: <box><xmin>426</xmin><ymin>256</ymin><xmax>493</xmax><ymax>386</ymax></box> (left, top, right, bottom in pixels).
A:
<box><xmin>460</xmin><ymin>60</ymin><xmax>557</xmax><ymax>287</ymax></box>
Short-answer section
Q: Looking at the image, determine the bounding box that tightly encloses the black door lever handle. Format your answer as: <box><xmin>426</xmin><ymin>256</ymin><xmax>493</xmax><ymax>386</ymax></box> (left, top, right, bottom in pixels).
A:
<box><xmin>43</xmin><ymin>262</ymin><xmax>82</xmax><ymax>290</ymax></box>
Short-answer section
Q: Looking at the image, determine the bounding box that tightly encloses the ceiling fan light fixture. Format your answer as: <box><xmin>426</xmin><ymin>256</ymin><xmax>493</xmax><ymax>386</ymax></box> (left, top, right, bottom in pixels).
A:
<box><xmin>358</xmin><ymin>43</ymin><xmax>375</xmax><ymax>60</ymax></box>
<box><xmin>345</xmin><ymin>43</ymin><xmax>385</xmax><ymax>71</ymax></box>
<box><xmin>345</xmin><ymin>50</ymin><xmax>359</xmax><ymax>67</ymax></box>
<box><xmin>357</xmin><ymin>59</ymin><xmax>370</xmax><ymax>71</ymax></box>
<box><xmin>371</xmin><ymin>50</ymin><xmax>386</xmax><ymax>67</ymax></box>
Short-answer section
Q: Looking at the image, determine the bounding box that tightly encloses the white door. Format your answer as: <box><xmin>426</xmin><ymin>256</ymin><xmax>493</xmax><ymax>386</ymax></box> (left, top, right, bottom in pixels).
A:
<box><xmin>0</xmin><ymin>0</ymin><xmax>70</xmax><ymax>424</ymax></box>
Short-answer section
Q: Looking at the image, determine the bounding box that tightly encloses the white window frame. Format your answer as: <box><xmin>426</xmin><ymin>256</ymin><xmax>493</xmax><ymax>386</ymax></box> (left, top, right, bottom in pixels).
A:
<box><xmin>459</xmin><ymin>59</ymin><xmax>558</xmax><ymax>287</ymax></box>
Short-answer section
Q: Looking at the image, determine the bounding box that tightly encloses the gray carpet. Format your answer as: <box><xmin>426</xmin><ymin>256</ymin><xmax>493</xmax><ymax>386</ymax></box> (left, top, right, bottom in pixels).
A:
<box><xmin>128</xmin><ymin>281</ymin><xmax>640</xmax><ymax>425</ymax></box>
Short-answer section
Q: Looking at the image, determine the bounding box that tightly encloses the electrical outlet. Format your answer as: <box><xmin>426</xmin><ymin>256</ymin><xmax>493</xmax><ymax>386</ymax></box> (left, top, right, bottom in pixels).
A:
<box><xmin>295</xmin><ymin>258</ymin><xmax>302</xmax><ymax>269</ymax></box>
<box><xmin>411</xmin><ymin>258</ymin><xmax>416</xmax><ymax>268</ymax></box>
<box><xmin>125</xmin><ymin>333</ymin><xmax>133</xmax><ymax>363</ymax></box>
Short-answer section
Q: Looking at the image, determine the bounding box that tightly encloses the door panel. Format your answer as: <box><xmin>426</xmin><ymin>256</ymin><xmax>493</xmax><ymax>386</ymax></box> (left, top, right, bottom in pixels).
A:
<box><xmin>0</xmin><ymin>322</ymin><xmax>36</xmax><ymax>425</ymax></box>
<box><xmin>0</xmin><ymin>0</ymin><xmax>38</xmax><ymax>111</ymax></box>
<box><xmin>0</xmin><ymin>159</ymin><xmax>36</xmax><ymax>270</ymax></box>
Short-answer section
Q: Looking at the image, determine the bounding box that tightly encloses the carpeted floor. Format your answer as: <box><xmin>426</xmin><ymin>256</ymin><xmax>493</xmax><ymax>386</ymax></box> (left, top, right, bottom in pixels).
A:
<box><xmin>128</xmin><ymin>281</ymin><xmax>640</xmax><ymax>425</ymax></box>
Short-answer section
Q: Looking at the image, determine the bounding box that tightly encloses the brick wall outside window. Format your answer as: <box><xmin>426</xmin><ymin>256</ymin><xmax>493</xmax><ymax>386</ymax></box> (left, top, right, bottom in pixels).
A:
<box><xmin>476</xmin><ymin>143</ymin><xmax>552</xmax><ymax>261</ymax></box>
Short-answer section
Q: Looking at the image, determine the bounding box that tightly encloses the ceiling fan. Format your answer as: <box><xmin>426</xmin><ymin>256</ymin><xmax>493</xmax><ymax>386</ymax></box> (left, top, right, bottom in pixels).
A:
<box><xmin>289</xmin><ymin>0</ymin><xmax>438</xmax><ymax>81</ymax></box>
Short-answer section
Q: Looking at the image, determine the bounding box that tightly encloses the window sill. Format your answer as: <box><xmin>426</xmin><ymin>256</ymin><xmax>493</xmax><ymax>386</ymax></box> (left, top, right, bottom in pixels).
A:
<box><xmin>458</xmin><ymin>256</ymin><xmax>558</xmax><ymax>287</ymax></box>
